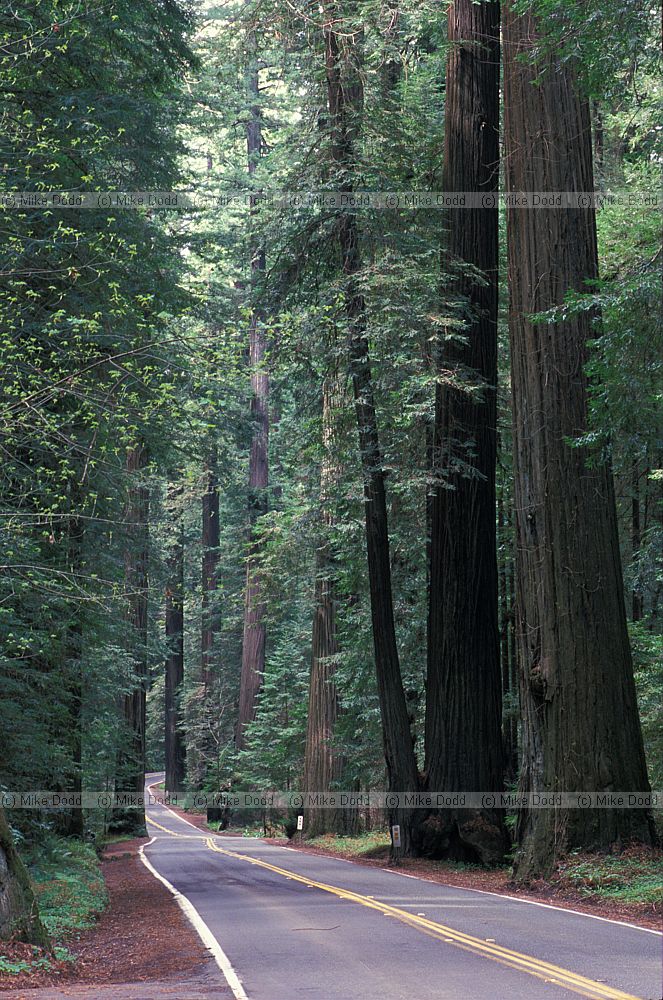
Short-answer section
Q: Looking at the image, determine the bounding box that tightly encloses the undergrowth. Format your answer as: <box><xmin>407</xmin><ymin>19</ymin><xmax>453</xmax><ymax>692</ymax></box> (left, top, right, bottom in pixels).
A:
<box><xmin>307</xmin><ymin>831</ymin><xmax>391</xmax><ymax>855</ymax></box>
<box><xmin>0</xmin><ymin>833</ymin><xmax>108</xmax><ymax>977</ymax></box>
<box><xmin>558</xmin><ymin>850</ymin><xmax>663</xmax><ymax>904</ymax></box>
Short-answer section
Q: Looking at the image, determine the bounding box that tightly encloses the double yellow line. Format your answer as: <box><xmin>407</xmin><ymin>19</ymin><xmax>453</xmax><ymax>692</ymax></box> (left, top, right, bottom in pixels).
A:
<box><xmin>204</xmin><ymin>838</ymin><xmax>641</xmax><ymax>1000</ymax></box>
<box><xmin>146</xmin><ymin>812</ymin><xmax>641</xmax><ymax>1000</ymax></box>
<box><xmin>146</xmin><ymin>815</ymin><xmax>204</xmax><ymax>839</ymax></box>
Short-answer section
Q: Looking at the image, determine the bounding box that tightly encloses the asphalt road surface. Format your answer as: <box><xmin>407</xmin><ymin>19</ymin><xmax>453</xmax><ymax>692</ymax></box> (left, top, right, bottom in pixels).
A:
<box><xmin>143</xmin><ymin>778</ymin><xmax>661</xmax><ymax>1000</ymax></box>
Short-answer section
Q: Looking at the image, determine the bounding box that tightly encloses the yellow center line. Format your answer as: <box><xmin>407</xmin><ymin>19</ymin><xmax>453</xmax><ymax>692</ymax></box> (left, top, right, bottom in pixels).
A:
<box><xmin>146</xmin><ymin>815</ymin><xmax>205</xmax><ymax>839</ymax></box>
<box><xmin>203</xmin><ymin>837</ymin><xmax>640</xmax><ymax>1000</ymax></box>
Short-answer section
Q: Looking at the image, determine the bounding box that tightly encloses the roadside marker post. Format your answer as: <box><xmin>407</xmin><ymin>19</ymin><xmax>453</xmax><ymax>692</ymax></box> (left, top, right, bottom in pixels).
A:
<box><xmin>391</xmin><ymin>824</ymin><xmax>401</xmax><ymax>849</ymax></box>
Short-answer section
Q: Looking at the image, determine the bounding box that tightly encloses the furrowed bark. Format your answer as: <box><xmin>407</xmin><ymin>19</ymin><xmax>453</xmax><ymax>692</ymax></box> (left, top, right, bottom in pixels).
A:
<box><xmin>498</xmin><ymin>494</ymin><xmax>518</xmax><ymax>783</ymax></box>
<box><xmin>303</xmin><ymin>374</ymin><xmax>342</xmax><ymax>836</ymax></box>
<box><xmin>423</xmin><ymin>0</ymin><xmax>508</xmax><ymax>865</ymax></box>
<box><xmin>503</xmin><ymin>4</ymin><xmax>656</xmax><ymax>878</ymax></box>
<box><xmin>201</xmin><ymin>454</ymin><xmax>220</xmax><ymax>689</ymax></box>
<box><xmin>0</xmin><ymin>807</ymin><xmax>50</xmax><ymax>949</ymax></box>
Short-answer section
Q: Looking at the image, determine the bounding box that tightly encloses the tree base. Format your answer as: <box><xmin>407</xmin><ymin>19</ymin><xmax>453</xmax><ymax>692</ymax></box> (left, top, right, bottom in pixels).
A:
<box><xmin>416</xmin><ymin>809</ymin><xmax>510</xmax><ymax>866</ymax></box>
<box><xmin>513</xmin><ymin>809</ymin><xmax>659</xmax><ymax>882</ymax></box>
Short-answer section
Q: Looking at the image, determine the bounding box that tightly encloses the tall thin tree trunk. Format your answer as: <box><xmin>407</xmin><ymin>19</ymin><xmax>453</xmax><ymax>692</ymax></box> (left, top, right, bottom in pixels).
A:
<box><xmin>201</xmin><ymin>454</ymin><xmax>220</xmax><ymax>688</ymax></box>
<box><xmin>323</xmin><ymin>6</ymin><xmax>419</xmax><ymax>855</ymax></box>
<box><xmin>60</xmin><ymin>499</ymin><xmax>84</xmax><ymax>838</ymax></box>
<box><xmin>165</xmin><ymin>486</ymin><xmax>185</xmax><ymax>793</ymax></box>
<box><xmin>237</xmin><ymin>32</ymin><xmax>269</xmax><ymax>750</ymax></box>
<box><xmin>631</xmin><ymin>460</ymin><xmax>643</xmax><ymax>622</ymax></box>
<box><xmin>503</xmin><ymin>3</ymin><xmax>656</xmax><ymax>878</ymax></box>
<box><xmin>112</xmin><ymin>443</ymin><xmax>149</xmax><ymax>834</ymax></box>
<box><xmin>303</xmin><ymin>374</ymin><xmax>342</xmax><ymax>836</ymax></box>
<box><xmin>423</xmin><ymin>0</ymin><xmax>507</xmax><ymax>864</ymax></box>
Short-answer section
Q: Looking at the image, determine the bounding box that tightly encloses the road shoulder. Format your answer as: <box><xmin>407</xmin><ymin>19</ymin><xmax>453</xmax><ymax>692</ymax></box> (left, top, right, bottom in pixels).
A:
<box><xmin>0</xmin><ymin>838</ymin><xmax>229</xmax><ymax>998</ymax></box>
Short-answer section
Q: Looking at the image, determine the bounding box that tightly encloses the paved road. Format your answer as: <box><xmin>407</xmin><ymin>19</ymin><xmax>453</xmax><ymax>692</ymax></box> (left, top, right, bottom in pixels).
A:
<box><xmin>143</xmin><ymin>779</ymin><xmax>661</xmax><ymax>1000</ymax></box>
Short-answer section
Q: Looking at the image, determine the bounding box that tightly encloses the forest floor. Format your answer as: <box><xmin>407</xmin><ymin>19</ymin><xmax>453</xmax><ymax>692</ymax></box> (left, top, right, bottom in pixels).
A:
<box><xmin>0</xmin><ymin>838</ymin><xmax>228</xmax><ymax>998</ymax></box>
<box><xmin>153</xmin><ymin>796</ymin><xmax>663</xmax><ymax>931</ymax></box>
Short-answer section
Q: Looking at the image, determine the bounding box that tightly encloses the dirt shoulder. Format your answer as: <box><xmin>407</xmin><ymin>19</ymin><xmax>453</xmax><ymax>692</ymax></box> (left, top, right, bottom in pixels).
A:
<box><xmin>0</xmin><ymin>838</ymin><xmax>228</xmax><ymax>998</ymax></box>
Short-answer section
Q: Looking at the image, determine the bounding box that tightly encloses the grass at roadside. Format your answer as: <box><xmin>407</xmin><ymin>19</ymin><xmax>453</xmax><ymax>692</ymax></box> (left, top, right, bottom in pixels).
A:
<box><xmin>557</xmin><ymin>849</ymin><xmax>662</xmax><ymax>904</ymax></box>
<box><xmin>307</xmin><ymin>831</ymin><xmax>391</xmax><ymax>856</ymax></box>
<box><xmin>0</xmin><ymin>834</ymin><xmax>108</xmax><ymax>977</ymax></box>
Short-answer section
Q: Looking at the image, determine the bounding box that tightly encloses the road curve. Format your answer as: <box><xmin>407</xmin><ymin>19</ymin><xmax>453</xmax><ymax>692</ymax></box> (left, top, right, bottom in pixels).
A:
<box><xmin>143</xmin><ymin>779</ymin><xmax>661</xmax><ymax>1000</ymax></box>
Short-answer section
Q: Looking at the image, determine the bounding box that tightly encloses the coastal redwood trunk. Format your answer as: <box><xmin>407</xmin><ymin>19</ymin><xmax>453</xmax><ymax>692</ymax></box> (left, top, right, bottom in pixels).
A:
<box><xmin>112</xmin><ymin>444</ymin><xmax>149</xmax><ymax>834</ymax></box>
<box><xmin>498</xmin><ymin>495</ymin><xmax>518</xmax><ymax>783</ymax></box>
<box><xmin>503</xmin><ymin>4</ymin><xmax>656</xmax><ymax>878</ymax></box>
<box><xmin>303</xmin><ymin>375</ymin><xmax>342</xmax><ymax>836</ymax></box>
<box><xmin>59</xmin><ymin>500</ymin><xmax>84</xmax><ymax>838</ymax></box>
<box><xmin>0</xmin><ymin>807</ymin><xmax>50</xmax><ymax>948</ymax></box>
<box><xmin>423</xmin><ymin>0</ymin><xmax>507</xmax><ymax>865</ymax></box>
<box><xmin>324</xmin><ymin>7</ymin><xmax>420</xmax><ymax>854</ymax></box>
<box><xmin>201</xmin><ymin>454</ymin><xmax>220</xmax><ymax>687</ymax></box>
<box><xmin>237</xmin><ymin>34</ymin><xmax>268</xmax><ymax>750</ymax></box>
<box><xmin>165</xmin><ymin>487</ymin><xmax>185</xmax><ymax>793</ymax></box>
<box><xmin>631</xmin><ymin>461</ymin><xmax>643</xmax><ymax>621</ymax></box>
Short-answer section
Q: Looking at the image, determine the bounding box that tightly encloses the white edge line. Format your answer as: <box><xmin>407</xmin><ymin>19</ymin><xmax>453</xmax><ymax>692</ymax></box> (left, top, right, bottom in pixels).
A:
<box><xmin>272</xmin><ymin>840</ymin><xmax>662</xmax><ymax>937</ymax></box>
<box><xmin>372</xmin><ymin>867</ymin><xmax>663</xmax><ymax>936</ymax></box>
<box><xmin>146</xmin><ymin>775</ymin><xmax>661</xmax><ymax>938</ymax></box>
<box><xmin>270</xmin><ymin>842</ymin><xmax>663</xmax><ymax>937</ymax></box>
<box><xmin>139</xmin><ymin>839</ymin><xmax>249</xmax><ymax>1000</ymax></box>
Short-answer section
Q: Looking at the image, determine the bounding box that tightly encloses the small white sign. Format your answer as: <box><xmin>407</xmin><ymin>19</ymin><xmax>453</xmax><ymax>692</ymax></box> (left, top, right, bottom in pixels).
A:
<box><xmin>297</xmin><ymin>814</ymin><xmax>304</xmax><ymax>831</ymax></box>
<box><xmin>391</xmin><ymin>824</ymin><xmax>401</xmax><ymax>848</ymax></box>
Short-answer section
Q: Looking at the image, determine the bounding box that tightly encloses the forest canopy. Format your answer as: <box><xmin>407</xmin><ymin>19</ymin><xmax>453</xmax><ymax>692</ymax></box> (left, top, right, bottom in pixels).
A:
<box><xmin>0</xmin><ymin>0</ymin><xmax>661</xmax><ymax>941</ymax></box>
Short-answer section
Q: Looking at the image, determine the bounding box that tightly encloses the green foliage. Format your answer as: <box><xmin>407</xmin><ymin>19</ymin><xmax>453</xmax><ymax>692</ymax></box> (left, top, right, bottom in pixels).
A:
<box><xmin>1</xmin><ymin>0</ymin><xmax>659</xmax><ymax>871</ymax></box>
<box><xmin>630</xmin><ymin>623</ymin><xmax>663</xmax><ymax>791</ymax></box>
<box><xmin>0</xmin><ymin>0</ymin><xmax>198</xmax><ymax>829</ymax></box>
<box><xmin>308</xmin><ymin>831</ymin><xmax>391</xmax><ymax>856</ymax></box>
<box><xmin>24</xmin><ymin>835</ymin><xmax>107</xmax><ymax>937</ymax></box>
<box><xmin>559</xmin><ymin>850</ymin><xmax>663</xmax><ymax>904</ymax></box>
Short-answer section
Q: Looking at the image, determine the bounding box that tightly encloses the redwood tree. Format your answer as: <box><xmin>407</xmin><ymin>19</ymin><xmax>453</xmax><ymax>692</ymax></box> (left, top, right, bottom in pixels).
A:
<box><xmin>237</xmin><ymin>30</ymin><xmax>269</xmax><ymax>750</ymax></box>
<box><xmin>324</xmin><ymin>4</ymin><xmax>420</xmax><ymax>854</ymax></box>
<box><xmin>201</xmin><ymin>454</ymin><xmax>220</xmax><ymax>689</ymax></box>
<box><xmin>503</xmin><ymin>3</ymin><xmax>656</xmax><ymax>877</ymax></box>
<box><xmin>0</xmin><ymin>807</ymin><xmax>50</xmax><ymax>949</ymax></box>
<box><xmin>303</xmin><ymin>374</ymin><xmax>342</xmax><ymax>836</ymax></box>
<box><xmin>165</xmin><ymin>486</ymin><xmax>185</xmax><ymax>793</ymax></box>
<box><xmin>423</xmin><ymin>0</ymin><xmax>508</xmax><ymax>864</ymax></box>
<box><xmin>112</xmin><ymin>443</ymin><xmax>149</xmax><ymax>834</ymax></box>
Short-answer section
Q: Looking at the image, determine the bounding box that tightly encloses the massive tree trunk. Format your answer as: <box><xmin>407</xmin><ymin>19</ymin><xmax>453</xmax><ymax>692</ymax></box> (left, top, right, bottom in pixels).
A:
<box><xmin>423</xmin><ymin>0</ymin><xmax>507</xmax><ymax>865</ymax></box>
<box><xmin>503</xmin><ymin>4</ymin><xmax>656</xmax><ymax>878</ymax></box>
<box><xmin>303</xmin><ymin>375</ymin><xmax>342</xmax><ymax>836</ymax></box>
<box><xmin>498</xmin><ymin>494</ymin><xmax>518</xmax><ymax>783</ymax></box>
<box><xmin>0</xmin><ymin>807</ymin><xmax>50</xmax><ymax>949</ymax></box>
<box><xmin>111</xmin><ymin>443</ymin><xmax>149</xmax><ymax>834</ymax></box>
<box><xmin>324</xmin><ymin>6</ymin><xmax>420</xmax><ymax>855</ymax></box>
<box><xmin>165</xmin><ymin>486</ymin><xmax>185</xmax><ymax>794</ymax></box>
<box><xmin>201</xmin><ymin>454</ymin><xmax>220</xmax><ymax>688</ymax></box>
